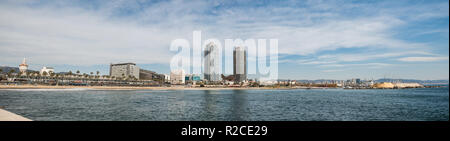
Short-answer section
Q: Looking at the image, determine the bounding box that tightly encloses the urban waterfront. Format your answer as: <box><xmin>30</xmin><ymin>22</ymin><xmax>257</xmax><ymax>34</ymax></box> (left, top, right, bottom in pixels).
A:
<box><xmin>0</xmin><ymin>87</ymin><xmax>448</xmax><ymax>121</ymax></box>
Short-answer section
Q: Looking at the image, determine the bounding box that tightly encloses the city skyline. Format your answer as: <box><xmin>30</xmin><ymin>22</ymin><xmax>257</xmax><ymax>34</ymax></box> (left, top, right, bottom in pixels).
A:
<box><xmin>0</xmin><ymin>0</ymin><xmax>448</xmax><ymax>80</ymax></box>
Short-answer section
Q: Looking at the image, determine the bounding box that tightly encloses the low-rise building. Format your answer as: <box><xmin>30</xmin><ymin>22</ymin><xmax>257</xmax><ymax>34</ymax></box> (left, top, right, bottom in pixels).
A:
<box><xmin>170</xmin><ymin>69</ymin><xmax>185</xmax><ymax>84</ymax></box>
<box><xmin>164</xmin><ymin>74</ymin><xmax>170</xmax><ymax>83</ymax></box>
<box><xmin>40</xmin><ymin>67</ymin><xmax>54</xmax><ymax>76</ymax></box>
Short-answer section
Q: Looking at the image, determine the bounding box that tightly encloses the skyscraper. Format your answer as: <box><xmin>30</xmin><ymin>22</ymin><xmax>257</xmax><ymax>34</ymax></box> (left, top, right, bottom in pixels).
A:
<box><xmin>233</xmin><ymin>46</ymin><xmax>247</xmax><ymax>82</ymax></box>
<box><xmin>204</xmin><ymin>42</ymin><xmax>221</xmax><ymax>81</ymax></box>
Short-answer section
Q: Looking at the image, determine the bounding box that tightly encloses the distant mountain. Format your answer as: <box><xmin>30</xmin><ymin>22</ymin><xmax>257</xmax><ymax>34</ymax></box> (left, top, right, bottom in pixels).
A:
<box><xmin>291</xmin><ymin>78</ymin><xmax>448</xmax><ymax>84</ymax></box>
<box><xmin>376</xmin><ymin>79</ymin><xmax>449</xmax><ymax>84</ymax></box>
<box><xmin>0</xmin><ymin>66</ymin><xmax>38</xmax><ymax>74</ymax></box>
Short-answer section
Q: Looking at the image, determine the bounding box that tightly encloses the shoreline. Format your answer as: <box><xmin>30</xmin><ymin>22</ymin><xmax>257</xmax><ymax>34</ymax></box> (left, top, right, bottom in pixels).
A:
<box><xmin>0</xmin><ymin>85</ymin><xmax>444</xmax><ymax>90</ymax></box>
<box><xmin>0</xmin><ymin>85</ymin><xmax>336</xmax><ymax>90</ymax></box>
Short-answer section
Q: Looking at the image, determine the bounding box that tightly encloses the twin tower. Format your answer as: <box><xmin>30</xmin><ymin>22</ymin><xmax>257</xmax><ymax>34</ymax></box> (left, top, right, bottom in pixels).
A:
<box><xmin>204</xmin><ymin>42</ymin><xmax>247</xmax><ymax>82</ymax></box>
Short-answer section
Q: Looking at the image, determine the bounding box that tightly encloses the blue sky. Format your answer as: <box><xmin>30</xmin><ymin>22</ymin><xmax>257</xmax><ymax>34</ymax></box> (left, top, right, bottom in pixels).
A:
<box><xmin>0</xmin><ymin>0</ymin><xmax>448</xmax><ymax>80</ymax></box>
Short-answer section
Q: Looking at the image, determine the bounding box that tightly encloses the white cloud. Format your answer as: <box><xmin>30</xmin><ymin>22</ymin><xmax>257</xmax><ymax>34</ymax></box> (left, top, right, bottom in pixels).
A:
<box><xmin>0</xmin><ymin>0</ymin><xmax>448</xmax><ymax>69</ymax></box>
<box><xmin>322</xmin><ymin>69</ymin><xmax>343</xmax><ymax>73</ymax></box>
<box><xmin>398</xmin><ymin>57</ymin><xmax>449</xmax><ymax>62</ymax></box>
<box><xmin>320</xmin><ymin>63</ymin><xmax>393</xmax><ymax>69</ymax></box>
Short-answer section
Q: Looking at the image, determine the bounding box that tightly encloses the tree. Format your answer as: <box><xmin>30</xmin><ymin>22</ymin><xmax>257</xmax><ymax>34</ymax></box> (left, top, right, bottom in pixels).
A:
<box><xmin>0</xmin><ymin>68</ymin><xmax>3</xmax><ymax>73</ymax></box>
<box><xmin>68</xmin><ymin>71</ymin><xmax>73</xmax><ymax>76</ymax></box>
<box><xmin>8</xmin><ymin>69</ymin><xmax>15</xmax><ymax>77</ymax></box>
<box><xmin>42</xmin><ymin>71</ymin><xmax>48</xmax><ymax>76</ymax></box>
<box><xmin>96</xmin><ymin>71</ymin><xmax>100</xmax><ymax>76</ymax></box>
<box><xmin>76</xmin><ymin>70</ymin><xmax>80</xmax><ymax>74</ymax></box>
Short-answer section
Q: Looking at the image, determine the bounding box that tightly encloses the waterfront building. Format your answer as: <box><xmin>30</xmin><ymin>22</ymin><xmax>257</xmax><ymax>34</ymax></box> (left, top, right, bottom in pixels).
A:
<box><xmin>170</xmin><ymin>69</ymin><xmax>185</xmax><ymax>84</ymax></box>
<box><xmin>204</xmin><ymin>42</ymin><xmax>221</xmax><ymax>82</ymax></box>
<box><xmin>139</xmin><ymin>69</ymin><xmax>164</xmax><ymax>81</ymax></box>
<box><xmin>109</xmin><ymin>63</ymin><xmax>140</xmax><ymax>79</ymax></box>
<box><xmin>192</xmin><ymin>75</ymin><xmax>201</xmax><ymax>81</ymax></box>
<box><xmin>40</xmin><ymin>67</ymin><xmax>54</xmax><ymax>76</ymax></box>
<box><xmin>164</xmin><ymin>74</ymin><xmax>170</xmax><ymax>83</ymax></box>
<box><xmin>18</xmin><ymin>58</ymin><xmax>28</xmax><ymax>75</ymax></box>
<box><xmin>233</xmin><ymin>46</ymin><xmax>247</xmax><ymax>83</ymax></box>
<box><xmin>185</xmin><ymin>74</ymin><xmax>201</xmax><ymax>82</ymax></box>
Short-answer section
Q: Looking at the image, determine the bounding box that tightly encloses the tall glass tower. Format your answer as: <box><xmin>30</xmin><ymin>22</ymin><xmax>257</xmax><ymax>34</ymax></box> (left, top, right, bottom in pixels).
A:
<box><xmin>233</xmin><ymin>46</ymin><xmax>247</xmax><ymax>82</ymax></box>
<box><xmin>204</xmin><ymin>42</ymin><xmax>221</xmax><ymax>82</ymax></box>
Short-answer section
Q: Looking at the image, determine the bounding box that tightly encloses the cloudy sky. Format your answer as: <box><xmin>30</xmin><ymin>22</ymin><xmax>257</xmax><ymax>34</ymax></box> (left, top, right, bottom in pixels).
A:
<box><xmin>0</xmin><ymin>0</ymin><xmax>448</xmax><ymax>80</ymax></box>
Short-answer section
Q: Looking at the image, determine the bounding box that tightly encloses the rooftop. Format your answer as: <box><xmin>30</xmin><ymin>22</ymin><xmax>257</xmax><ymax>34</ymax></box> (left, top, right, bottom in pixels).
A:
<box><xmin>110</xmin><ymin>63</ymin><xmax>136</xmax><ymax>66</ymax></box>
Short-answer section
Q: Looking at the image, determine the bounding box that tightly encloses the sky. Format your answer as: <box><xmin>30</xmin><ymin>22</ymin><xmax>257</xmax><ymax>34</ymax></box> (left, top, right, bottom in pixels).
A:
<box><xmin>0</xmin><ymin>0</ymin><xmax>448</xmax><ymax>80</ymax></box>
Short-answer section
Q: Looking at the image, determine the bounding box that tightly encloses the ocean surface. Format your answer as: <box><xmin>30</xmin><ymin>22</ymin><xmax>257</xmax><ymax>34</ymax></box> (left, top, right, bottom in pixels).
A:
<box><xmin>0</xmin><ymin>87</ymin><xmax>448</xmax><ymax>121</ymax></box>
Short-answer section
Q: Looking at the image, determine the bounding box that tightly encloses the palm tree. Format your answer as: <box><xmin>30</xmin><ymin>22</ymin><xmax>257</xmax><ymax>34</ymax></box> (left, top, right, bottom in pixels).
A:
<box><xmin>42</xmin><ymin>71</ymin><xmax>48</xmax><ymax>76</ymax></box>
<box><xmin>89</xmin><ymin>72</ymin><xmax>93</xmax><ymax>79</ymax></box>
<box><xmin>8</xmin><ymin>69</ymin><xmax>15</xmax><ymax>77</ymax></box>
<box><xmin>76</xmin><ymin>70</ymin><xmax>81</xmax><ymax>78</ymax></box>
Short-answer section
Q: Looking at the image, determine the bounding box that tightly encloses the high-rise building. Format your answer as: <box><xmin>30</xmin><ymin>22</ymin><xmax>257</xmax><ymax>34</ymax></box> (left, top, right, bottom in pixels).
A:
<box><xmin>19</xmin><ymin>58</ymin><xmax>28</xmax><ymax>75</ymax></box>
<box><xmin>109</xmin><ymin>63</ymin><xmax>140</xmax><ymax>79</ymax></box>
<box><xmin>233</xmin><ymin>46</ymin><xmax>246</xmax><ymax>82</ymax></box>
<box><xmin>204</xmin><ymin>42</ymin><xmax>221</xmax><ymax>81</ymax></box>
<box><xmin>356</xmin><ymin>78</ymin><xmax>361</xmax><ymax>84</ymax></box>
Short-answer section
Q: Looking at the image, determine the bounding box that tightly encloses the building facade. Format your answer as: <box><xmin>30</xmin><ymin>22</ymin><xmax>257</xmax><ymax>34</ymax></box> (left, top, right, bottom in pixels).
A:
<box><xmin>204</xmin><ymin>42</ymin><xmax>221</xmax><ymax>82</ymax></box>
<box><xmin>109</xmin><ymin>63</ymin><xmax>140</xmax><ymax>79</ymax></box>
<box><xmin>185</xmin><ymin>74</ymin><xmax>201</xmax><ymax>82</ymax></box>
<box><xmin>170</xmin><ymin>69</ymin><xmax>185</xmax><ymax>84</ymax></box>
<box><xmin>40</xmin><ymin>67</ymin><xmax>54</xmax><ymax>76</ymax></box>
<box><xmin>233</xmin><ymin>46</ymin><xmax>247</xmax><ymax>82</ymax></box>
<box><xmin>19</xmin><ymin>58</ymin><xmax>28</xmax><ymax>75</ymax></box>
<box><xmin>139</xmin><ymin>69</ymin><xmax>164</xmax><ymax>81</ymax></box>
<box><xmin>164</xmin><ymin>74</ymin><xmax>170</xmax><ymax>83</ymax></box>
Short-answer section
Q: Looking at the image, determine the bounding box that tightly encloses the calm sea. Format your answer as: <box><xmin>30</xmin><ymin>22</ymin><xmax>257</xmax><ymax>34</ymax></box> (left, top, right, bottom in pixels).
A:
<box><xmin>0</xmin><ymin>87</ymin><xmax>448</xmax><ymax>121</ymax></box>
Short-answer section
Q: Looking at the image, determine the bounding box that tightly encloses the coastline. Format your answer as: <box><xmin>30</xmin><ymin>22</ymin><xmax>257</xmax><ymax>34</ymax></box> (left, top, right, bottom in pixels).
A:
<box><xmin>1</xmin><ymin>84</ymin><xmax>442</xmax><ymax>90</ymax></box>
<box><xmin>0</xmin><ymin>85</ymin><xmax>324</xmax><ymax>90</ymax></box>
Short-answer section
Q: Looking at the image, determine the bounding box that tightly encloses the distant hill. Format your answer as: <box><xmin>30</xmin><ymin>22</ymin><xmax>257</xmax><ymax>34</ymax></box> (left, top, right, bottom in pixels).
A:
<box><xmin>292</xmin><ymin>78</ymin><xmax>448</xmax><ymax>84</ymax></box>
<box><xmin>0</xmin><ymin>66</ymin><xmax>38</xmax><ymax>74</ymax></box>
<box><xmin>376</xmin><ymin>79</ymin><xmax>449</xmax><ymax>84</ymax></box>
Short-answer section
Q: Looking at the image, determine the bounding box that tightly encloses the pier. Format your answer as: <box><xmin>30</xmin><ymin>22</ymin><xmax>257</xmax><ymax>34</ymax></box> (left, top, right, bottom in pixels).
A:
<box><xmin>0</xmin><ymin>109</ymin><xmax>32</xmax><ymax>121</ymax></box>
